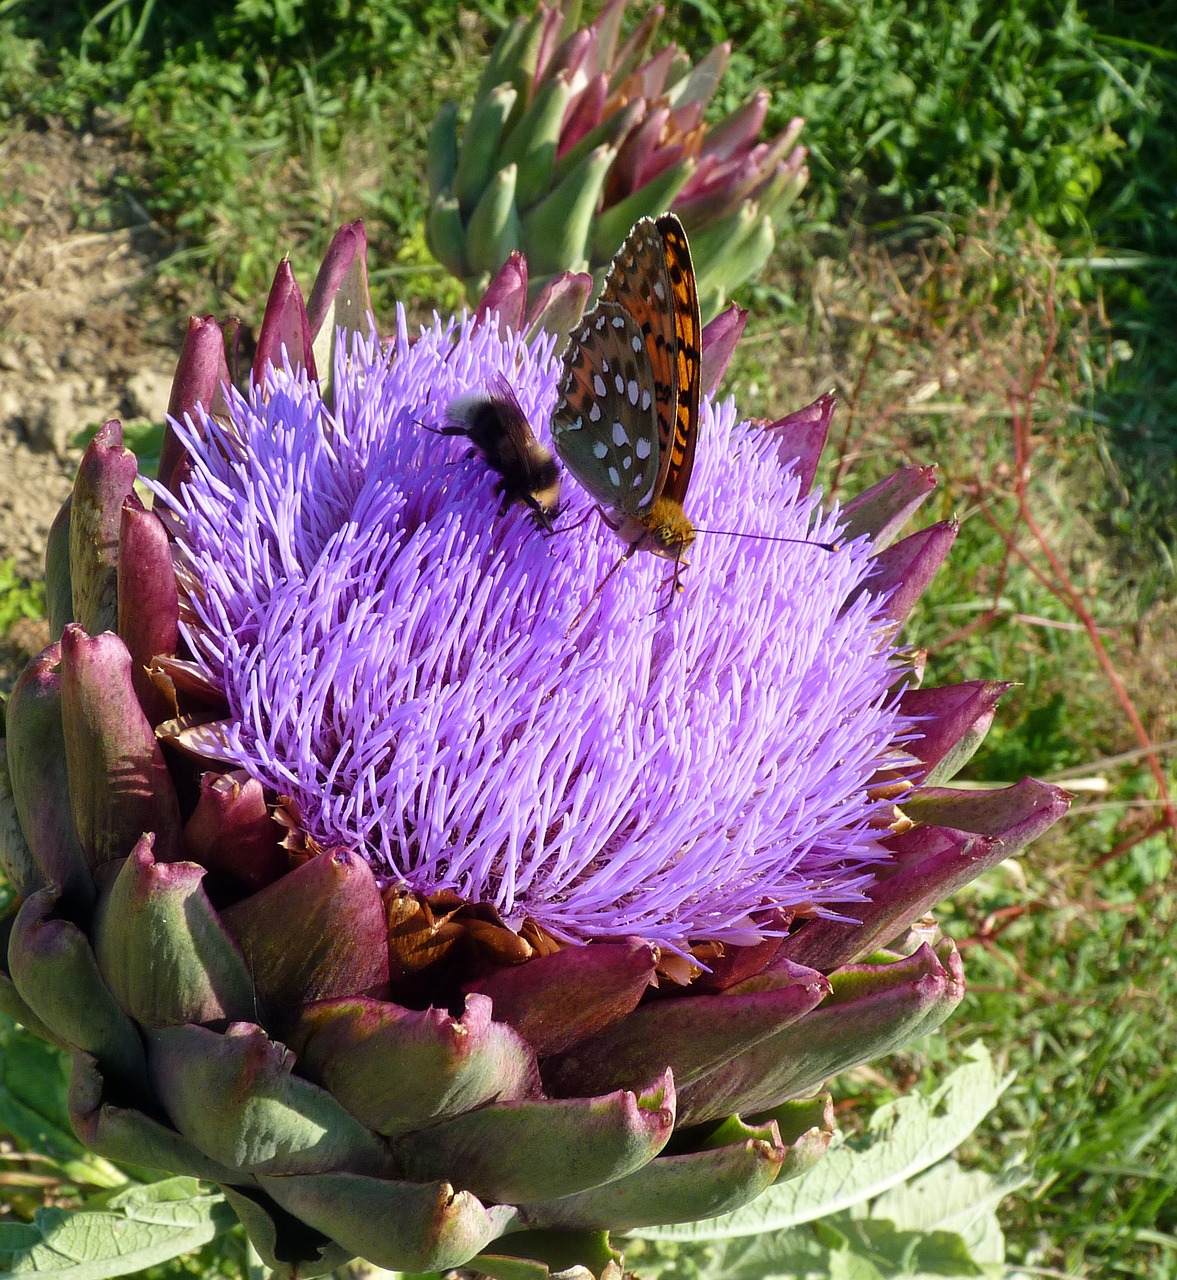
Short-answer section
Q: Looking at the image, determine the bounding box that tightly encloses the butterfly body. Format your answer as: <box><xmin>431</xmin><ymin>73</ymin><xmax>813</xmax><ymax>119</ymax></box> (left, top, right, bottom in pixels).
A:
<box><xmin>551</xmin><ymin>214</ymin><xmax>701</xmax><ymax>573</ymax></box>
<box><xmin>441</xmin><ymin>376</ymin><xmax>561</xmax><ymax>526</ymax></box>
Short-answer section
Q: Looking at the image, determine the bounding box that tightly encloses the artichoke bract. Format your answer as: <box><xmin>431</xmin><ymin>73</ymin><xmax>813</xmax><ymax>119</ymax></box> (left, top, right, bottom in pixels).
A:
<box><xmin>427</xmin><ymin>0</ymin><xmax>809</xmax><ymax>320</ymax></box>
<box><xmin>0</xmin><ymin>222</ymin><xmax>1068</xmax><ymax>1280</ymax></box>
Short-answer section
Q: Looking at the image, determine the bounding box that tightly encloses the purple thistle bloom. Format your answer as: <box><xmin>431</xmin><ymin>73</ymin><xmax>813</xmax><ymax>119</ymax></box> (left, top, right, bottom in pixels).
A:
<box><xmin>154</xmin><ymin>311</ymin><xmax>914</xmax><ymax>948</ymax></box>
<box><xmin>1</xmin><ymin>223</ymin><xmax>1071</xmax><ymax>1275</ymax></box>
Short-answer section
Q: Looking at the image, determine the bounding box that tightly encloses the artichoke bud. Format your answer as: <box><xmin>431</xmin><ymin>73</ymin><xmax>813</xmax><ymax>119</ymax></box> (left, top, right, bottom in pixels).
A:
<box><xmin>427</xmin><ymin>1</ymin><xmax>818</xmax><ymax>316</ymax></box>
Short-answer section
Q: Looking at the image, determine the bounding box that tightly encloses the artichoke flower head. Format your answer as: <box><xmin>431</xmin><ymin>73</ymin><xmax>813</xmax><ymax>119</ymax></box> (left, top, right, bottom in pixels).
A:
<box><xmin>0</xmin><ymin>222</ymin><xmax>1069</xmax><ymax>1279</ymax></box>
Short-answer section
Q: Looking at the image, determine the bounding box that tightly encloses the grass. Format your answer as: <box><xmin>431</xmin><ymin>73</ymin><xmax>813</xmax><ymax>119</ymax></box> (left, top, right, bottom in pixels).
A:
<box><xmin>0</xmin><ymin>0</ymin><xmax>1175</xmax><ymax>1275</ymax></box>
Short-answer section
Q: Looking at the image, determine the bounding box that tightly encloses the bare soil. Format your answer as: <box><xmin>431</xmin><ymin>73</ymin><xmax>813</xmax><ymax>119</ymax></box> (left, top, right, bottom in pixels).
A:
<box><xmin>0</xmin><ymin>123</ymin><xmax>180</xmax><ymax>687</ymax></box>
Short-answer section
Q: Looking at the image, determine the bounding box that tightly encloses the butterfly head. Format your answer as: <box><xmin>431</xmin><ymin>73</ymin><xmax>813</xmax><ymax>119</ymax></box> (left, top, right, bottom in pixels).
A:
<box><xmin>630</xmin><ymin>497</ymin><xmax>696</xmax><ymax>562</ymax></box>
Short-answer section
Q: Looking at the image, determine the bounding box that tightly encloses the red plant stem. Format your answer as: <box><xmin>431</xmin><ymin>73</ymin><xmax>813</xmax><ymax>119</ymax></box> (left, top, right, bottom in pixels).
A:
<box><xmin>1001</xmin><ymin>267</ymin><xmax>1177</xmax><ymax>835</ymax></box>
<box><xmin>1092</xmin><ymin>816</ymin><xmax>1172</xmax><ymax>872</ymax></box>
<box><xmin>829</xmin><ymin>331</ymin><xmax>878</xmax><ymax>495</ymax></box>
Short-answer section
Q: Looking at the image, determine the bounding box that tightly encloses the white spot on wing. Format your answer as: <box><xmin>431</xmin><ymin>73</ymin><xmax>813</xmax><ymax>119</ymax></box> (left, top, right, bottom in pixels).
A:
<box><xmin>593</xmin><ymin>441</ymin><xmax>608</xmax><ymax>459</ymax></box>
<box><xmin>588</xmin><ymin>402</ymin><xmax>601</xmax><ymax>422</ymax></box>
<box><xmin>627</xmin><ymin>380</ymin><xmax>639</xmax><ymax>405</ymax></box>
<box><xmin>635</xmin><ymin>437</ymin><xmax>651</xmax><ymax>459</ymax></box>
<box><xmin>593</xmin><ymin>374</ymin><xmax>607</xmax><ymax>397</ymax></box>
<box><xmin>612</xmin><ymin>421</ymin><xmax>629</xmax><ymax>446</ymax></box>
<box><xmin>608</xmin><ymin>466</ymin><xmax>621</xmax><ymax>487</ymax></box>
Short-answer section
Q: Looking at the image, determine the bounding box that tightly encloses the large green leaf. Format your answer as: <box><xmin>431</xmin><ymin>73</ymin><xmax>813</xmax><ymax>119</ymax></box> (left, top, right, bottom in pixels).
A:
<box><xmin>626</xmin><ymin>1044</ymin><xmax>1011</xmax><ymax>1242</ymax></box>
<box><xmin>863</xmin><ymin>1158</ymin><xmax>1026</xmax><ymax>1266</ymax></box>
<box><xmin>0</xmin><ymin>1177</ymin><xmax>238</xmax><ymax>1278</ymax></box>
<box><xmin>624</xmin><ymin>1145</ymin><xmax>1024</xmax><ymax>1279</ymax></box>
<box><xmin>0</xmin><ymin>1015</ymin><xmax>125</xmax><ymax>1189</ymax></box>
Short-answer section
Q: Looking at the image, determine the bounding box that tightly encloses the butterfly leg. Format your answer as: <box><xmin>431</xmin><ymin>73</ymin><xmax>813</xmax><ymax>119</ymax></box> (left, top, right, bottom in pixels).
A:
<box><xmin>566</xmin><ymin>538</ymin><xmax>642</xmax><ymax>634</ymax></box>
<box><xmin>546</xmin><ymin>502</ymin><xmax>611</xmax><ymax>538</ymax></box>
<box><xmin>653</xmin><ymin>555</ymin><xmax>688</xmax><ymax>614</ymax></box>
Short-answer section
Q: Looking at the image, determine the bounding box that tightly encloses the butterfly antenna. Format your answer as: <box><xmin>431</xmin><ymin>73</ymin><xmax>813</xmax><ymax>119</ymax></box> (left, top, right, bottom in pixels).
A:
<box><xmin>693</xmin><ymin>527</ymin><xmax>841</xmax><ymax>553</ymax></box>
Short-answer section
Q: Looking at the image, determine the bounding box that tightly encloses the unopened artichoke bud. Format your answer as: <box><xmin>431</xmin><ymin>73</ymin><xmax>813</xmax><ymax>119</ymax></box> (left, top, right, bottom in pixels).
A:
<box><xmin>0</xmin><ymin>223</ymin><xmax>1069</xmax><ymax>1280</ymax></box>
<box><xmin>428</xmin><ymin>0</ymin><xmax>813</xmax><ymax>317</ymax></box>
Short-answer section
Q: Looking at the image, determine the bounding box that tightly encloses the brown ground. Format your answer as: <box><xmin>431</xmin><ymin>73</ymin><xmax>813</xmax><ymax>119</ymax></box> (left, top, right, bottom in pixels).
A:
<box><xmin>0</xmin><ymin>123</ymin><xmax>181</xmax><ymax>686</ymax></box>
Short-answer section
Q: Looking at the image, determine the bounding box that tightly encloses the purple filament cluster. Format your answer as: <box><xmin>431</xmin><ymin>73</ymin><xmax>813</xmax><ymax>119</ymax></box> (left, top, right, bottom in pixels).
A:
<box><xmin>157</xmin><ymin>311</ymin><xmax>914</xmax><ymax>946</ymax></box>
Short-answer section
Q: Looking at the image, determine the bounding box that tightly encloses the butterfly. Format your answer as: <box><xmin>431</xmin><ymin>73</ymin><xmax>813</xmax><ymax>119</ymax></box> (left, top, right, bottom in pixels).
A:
<box><xmin>437</xmin><ymin>375</ymin><xmax>562</xmax><ymax>528</ymax></box>
<box><xmin>550</xmin><ymin>213</ymin><xmax>701</xmax><ymax>592</ymax></box>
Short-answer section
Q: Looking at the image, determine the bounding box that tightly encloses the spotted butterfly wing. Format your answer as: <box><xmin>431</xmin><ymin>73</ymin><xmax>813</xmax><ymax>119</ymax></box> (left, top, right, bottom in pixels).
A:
<box><xmin>549</xmin><ymin>300</ymin><xmax>663</xmax><ymax>516</ymax></box>
<box><xmin>597</xmin><ymin>214</ymin><xmax>701</xmax><ymax>511</ymax></box>
<box><xmin>649</xmin><ymin>214</ymin><xmax>701</xmax><ymax>510</ymax></box>
<box><xmin>551</xmin><ymin>213</ymin><xmax>701</xmax><ymax>561</ymax></box>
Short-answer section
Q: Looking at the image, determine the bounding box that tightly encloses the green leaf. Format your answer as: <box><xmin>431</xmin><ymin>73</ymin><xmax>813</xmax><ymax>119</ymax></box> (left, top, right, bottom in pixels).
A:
<box><xmin>864</xmin><ymin>1158</ymin><xmax>1027</xmax><ymax>1267</ymax></box>
<box><xmin>627</xmin><ymin>1043</ymin><xmax>1011</xmax><ymax>1241</ymax></box>
<box><xmin>0</xmin><ymin>1015</ymin><xmax>126</xmax><ymax>1189</ymax></box>
<box><xmin>0</xmin><ymin>1177</ymin><xmax>238</xmax><ymax>1278</ymax></box>
<box><xmin>624</xmin><ymin>1158</ymin><xmax>1021</xmax><ymax>1280</ymax></box>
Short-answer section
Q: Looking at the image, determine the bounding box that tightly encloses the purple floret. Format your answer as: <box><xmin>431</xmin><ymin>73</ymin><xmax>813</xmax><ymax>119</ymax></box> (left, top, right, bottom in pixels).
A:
<box><xmin>155</xmin><ymin>310</ymin><xmax>915</xmax><ymax>947</ymax></box>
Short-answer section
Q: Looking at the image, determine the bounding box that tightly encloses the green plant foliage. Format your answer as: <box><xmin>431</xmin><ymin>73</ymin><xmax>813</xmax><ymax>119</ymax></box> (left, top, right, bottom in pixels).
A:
<box><xmin>625</xmin><ymin>1047</ymin><xmax>1023</xmax><ymax>1279</ymax></box>
<box><xmin>671</xmin><ymin>0</ymin><xmax>1147</xmax><ymax>235</ymax></box>
<box><xmin>0</xmin><ymin>560</ymin><xmax>44</xmax><ymax>634</ymax></box>
<box><xmin>0</xmin><ymin>0</ymin><xmax>519</xmax><ymax>306</ymax></box>
<box><xmin>939</xmin><ymin>837</ymin><xmax>1177</xmax><ymax>1277</ymax></box>
<box><xmin>0</xmin><ymin>1015</ymin><xmax>126</xmax><ymax>1193</ymax></box>
<box><xmin>631</xmin><ymin>1046</ymin><xmax>1012</xmax><ymax>1242</ymax></box>
<box><xmin>0</xmin><ymin>1178</ymin><xmax>240</xmax><ymax>1278</ymax></box>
